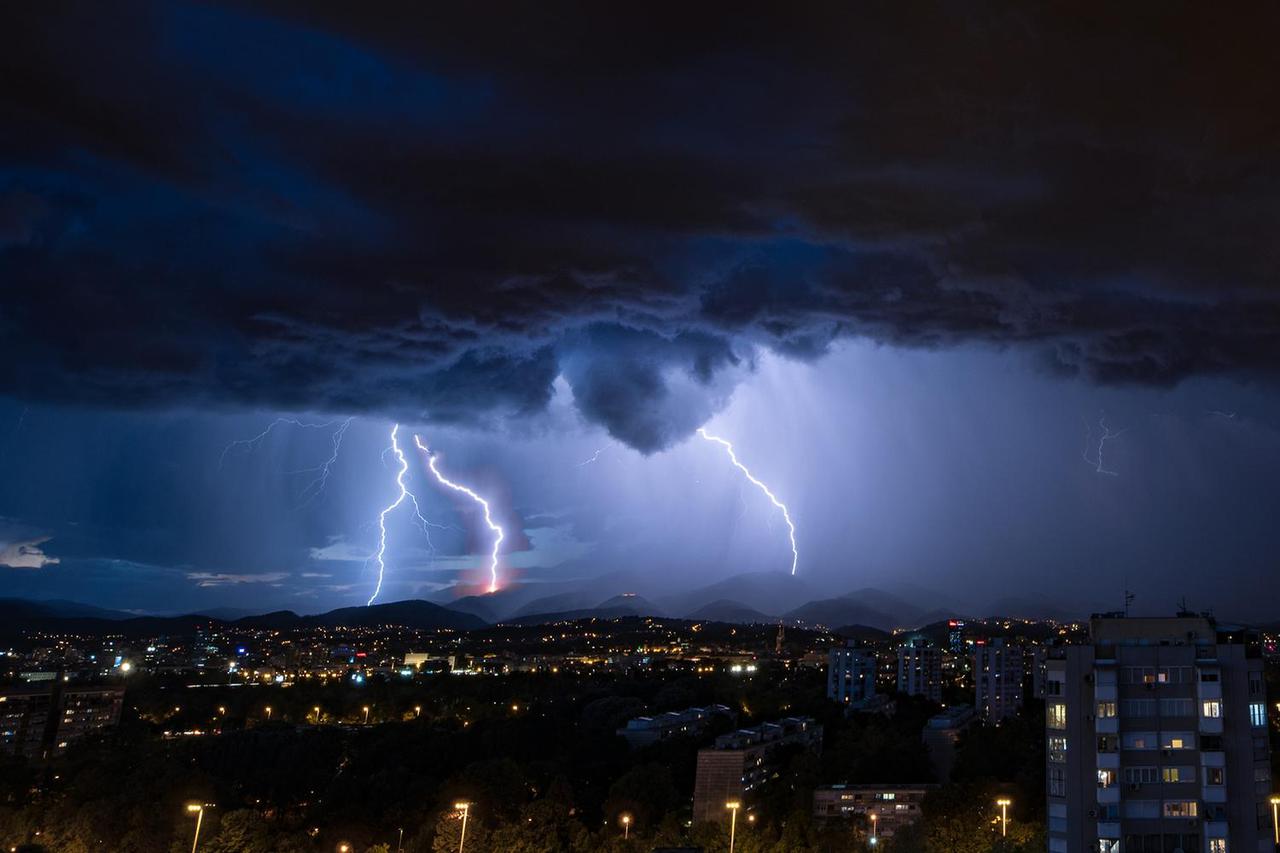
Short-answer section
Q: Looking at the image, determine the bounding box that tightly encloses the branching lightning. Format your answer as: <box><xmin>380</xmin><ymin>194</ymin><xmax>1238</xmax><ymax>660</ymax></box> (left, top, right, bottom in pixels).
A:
<box><xmin>414</xmin><ymin>435</ymin><xmax>505</xmax><ymax>594</ymax></box>
<box><xmin>220</xmin><ymin>417</ymin><xmax>354</xmax><ymax>505</ymax></box>
<box><xmin>697</xmin><ymin>428</ymin><xmax>799</xmax><ymax>576</ymax></box>
<box><xmin>291</xmin><ymin>417</ymin><xmax>353</xmax><ymax>506</ymax></box>
<box><xmin>1082</xmin><ymin>414</ymin><xmax>1125</xmax><ymax>476</ymax></box>
<box><xmin>366</xmin><ymin>424</ymin><xmax>441</xmax><ymax>606</ymax></box>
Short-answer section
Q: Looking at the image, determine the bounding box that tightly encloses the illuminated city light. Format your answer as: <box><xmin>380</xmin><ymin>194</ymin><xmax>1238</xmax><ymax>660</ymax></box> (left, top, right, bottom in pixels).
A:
<box><xmin>697</xmin><ymin>428</ymin><xmax>798</xmax><ymax>575</ymax></box>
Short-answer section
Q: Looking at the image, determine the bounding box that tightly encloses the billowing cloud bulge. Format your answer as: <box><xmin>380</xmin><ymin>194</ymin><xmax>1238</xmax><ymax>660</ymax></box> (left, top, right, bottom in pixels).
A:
<box><xmin>3</xmin><ymin>3</ymin><xmax>1279</xmax><ymax>451</ymax></box>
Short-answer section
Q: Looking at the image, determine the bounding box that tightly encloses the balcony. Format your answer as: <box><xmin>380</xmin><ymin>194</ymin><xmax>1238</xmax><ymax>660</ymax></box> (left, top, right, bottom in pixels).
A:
<box><xmin>1203</xmin><ymin>819</ymin><xmax>1228</xmax><ymax>837</ymax></box>
<box><xmin>1096</xmin><ymin>821</ymin><xmax>1121</xmax><ymax>839</ymax></box>
<box><xmin>1096</xmin><ymin>752</ymin><xmax>1120</xmax><ymax>770</ymax></box>
<box><xmin>1198</xmin><ymin>716</ymin><xmax>1223</xmax><ymax>735</ymax></box>
<box><xmin>1096</xmin><ymin>786</ymin><xmax>1120</xmax><ymax>804</ymax></box>
<box><xmin>1096</xmin><ymin>716</ymin><xmax>1118</xmax><ymax>734</ymax></box>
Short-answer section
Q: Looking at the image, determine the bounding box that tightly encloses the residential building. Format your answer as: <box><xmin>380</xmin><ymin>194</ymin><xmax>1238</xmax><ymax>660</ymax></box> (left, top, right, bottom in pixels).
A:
<box><xmin>0</xmin><ymin>683</ymin><xmax>124</xmax><ymax>759</ymax></box>
<box><xmin>828</xmin><ymin>643</ymin><xmax>876</xmax><ymax>706</ymax></box>
<box><xmin>975</xmin><ymin>638</ymin><xmax>1024</xmax><ymax>721</ymax></box>
<box><xmin>922</xmin><ymin>703</ymin><xmax>975</xmax><ymax>782</ymax></box>
<box><xmin>616</xmin><ymin>704</ymin><xmax>735</xmax><ymax>749</ymax></box>
<box><xmin>813</xmin><ymin>784</ymin><xmax>934</xmax><ymax>838</ymax></box>
<box><xmin>1045</xmin><ymin>614</ymin><xmax>1273</xmax><ymax>853</ymax></box>
<box><xmin>898</xmin><ymin>641</ymin><xmax>944</xmax><ymax>703</ymax></box>
<box><xmin>692</xmin><ymin>717</ymin><xmax>822</xmax><ymax>822</ymax></box>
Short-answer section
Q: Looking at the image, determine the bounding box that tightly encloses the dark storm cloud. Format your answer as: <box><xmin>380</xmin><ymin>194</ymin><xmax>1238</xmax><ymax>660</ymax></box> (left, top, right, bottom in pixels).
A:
<box><xmin>3</xmin><ymin>2</ymin><xmax>1279</xmax><ymax>450</ymax></box>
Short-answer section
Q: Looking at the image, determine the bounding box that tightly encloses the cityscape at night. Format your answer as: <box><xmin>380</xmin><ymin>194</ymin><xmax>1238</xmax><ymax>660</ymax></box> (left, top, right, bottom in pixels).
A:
<box><xmin>3</xmin><ymin>3</ymin><xmax>1280</xmax><ymax>852</ymax></box>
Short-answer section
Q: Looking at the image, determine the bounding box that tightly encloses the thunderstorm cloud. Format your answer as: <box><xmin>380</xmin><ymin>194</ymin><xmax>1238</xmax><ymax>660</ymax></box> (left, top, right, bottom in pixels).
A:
<box><xmin>3</xmin><ymin>3</ymin><xmax>1280</xmax><ymax>452</ymax></box>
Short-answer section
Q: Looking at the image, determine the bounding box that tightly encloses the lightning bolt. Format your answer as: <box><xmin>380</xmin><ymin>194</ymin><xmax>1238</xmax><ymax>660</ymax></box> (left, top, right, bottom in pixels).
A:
<box><xmin>1082</xmin><ymin>414</ymin><xmax>1125</xmax><ymax>476</ymax></box>
<box><xmin>366</xmin><ymin>424</ymin><xmax>441</xmax><ymax>605</ymax></box>
<box><xmin>414</xmin><ymin>435</ymin><xmax>505</xmax><ymax>594</ymax></box>
<box><xmin>697</xmin><ymin>428</ymin><xmax>798</xmax><ymax>576</ymax></box>
<box><xmin>576</xmin><ymin>448</ymin><xmax>606</xmax><ymax>467</ymax></box>
<box><xmin>291</xmin><ymin>417</ymin><xmax>353</xmax><ymax>506</ymax></box>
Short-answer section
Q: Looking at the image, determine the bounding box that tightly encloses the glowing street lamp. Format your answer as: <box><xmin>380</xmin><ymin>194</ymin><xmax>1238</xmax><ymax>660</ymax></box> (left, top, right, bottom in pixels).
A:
<box><xmin>725</xmin><ymin>801</ymin><xmax>741</xmax><ymax>853</ymax></box>
<box><xmin>414</xmin><ymin>705</ymin><xmax>422</xmax><ymax>719</ymax></box>
<box><xmin>996</xmin><ymin>798</ymin><xmax>1012</xmax><ymax>837</ymax></box>
<box><xmin>264</xmin><ymin>706</ymin><xmax>272</xmax><ymax>720</ymax></box>
<box><xmin>337</xmin><ymin>844</ymin><xmax>351</xmax><ymax>853</ymax></box>
<box><xmin>620</xmin><ymin>813</ymin><xmax>631</xmax><ymax>840</ymax></box>
<box><xmin>455</xmin><ymin>801</ymin><xmax>471</xmax><ymax>853</ymax></box>
<box><xmin>363</xmin><ymin>705</ymin><xmax>371</xmax><ymax>725</ymax></box>
<box><xmin>185</xmin><ymin>804</ymin><xmax>204</xmax><ymax>853</ymax></box>
<box><xmin>1270</xmin><ymin>796</ymin><xmax>1280</xmax><ymax>845</ymax></box>
<box><xmin>870</xmin><ymin>812</ymin><xmax>878</xmax><ymax>846</ymax></box>
<box><xmin>313</xmin><ymin>706</ymin><xmax>321</xmax><ymax>723</ymax></box>
<box><xmin>397</xmin><ymin>827</ymin><xmax>404</xmax><ymax>852</ymax></box>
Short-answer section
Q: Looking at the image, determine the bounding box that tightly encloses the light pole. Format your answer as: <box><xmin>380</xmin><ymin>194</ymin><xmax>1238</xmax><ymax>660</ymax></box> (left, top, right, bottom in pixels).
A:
<box><xmin>455</xmin><ymin>801</ymin><xmax>470</xmax><ymax>853</ymax></box>
<box><xmin>186</xmin><ymin>804</ymin><xmax>204</xmax><ymax>853</ymax></box>
<box><xmin>363</xmin><ymin>705</ymin><xmax>371</xmax><ymax>725</ymax></box>
<box><xmin>313</xmin><ymin>706</ymin><xmax>321</xmax><ymax>724</ymax></box>
<box><xmin>414</xmin><ymin>705</ymin><xmax>422</xmax><ymax>719</ymax></box>
<box><xmin>620</xmin><ymin>813</ymin><xmax>631</xmax><ymax>840</ymax></box>
<box><xmin>1270</xmin><ymin>796</ymin><xmax>1280</xmax><ymax>845</ymax></box>
<box><xmin>726</xmin><ymin>801</ymin><xmax>740</xmax><ymax>853</ymax></box>
<box><xmin>397</xmin><ymin>827</ymin><xmax>404</xmax><ymax>852</ymax></box>
<box><xmin>265</xmin><ymin>706</ymin><xmax>272</xmax><ymax>720</ymax></box>
<box><xmin>996</xmin><ymin>798</ymin><xmax>1012</xmax><ymax>838</ymax></box>
<box><xmin>870</xmin><ymin>812</ymin><xmax>878</xmax><ymax>846</ymax></box>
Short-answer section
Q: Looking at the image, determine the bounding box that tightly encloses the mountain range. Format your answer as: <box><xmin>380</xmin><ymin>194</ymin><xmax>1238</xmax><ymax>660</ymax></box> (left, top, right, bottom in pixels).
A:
<box><xmin>0</xmin><ymin>572</ymin><xmax>1106</xmax><ymax>636</ymax></box>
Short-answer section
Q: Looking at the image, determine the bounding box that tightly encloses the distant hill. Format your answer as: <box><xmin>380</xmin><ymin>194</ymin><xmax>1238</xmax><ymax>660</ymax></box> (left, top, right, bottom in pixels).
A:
<box><xmin>0</xmin><ymin>598</ymin><xmax>485</xmax><ymax>638</ymax></box>
<box><xmin>0</xmin><ymin>598</ymin><xmax>135</xmax><ymax>621</ymax></box>
<box><xmin>657</xmin><ymin>571</ymin><xmax>815</xmax><ymax>617</ymax></box>
<box><xmin>832</xmin><ymin>624</ymin><xmax>892</xmax><ymax>642</ymax></box>
<box><xmin>783</xmin><ymin>596</ymin><xmax>897</xmax><ymax>631</ymax></box>
<box><xmin>687</xmin><ymin>599</ymin><xmax>776</xmax><ymax>624</ymax></box>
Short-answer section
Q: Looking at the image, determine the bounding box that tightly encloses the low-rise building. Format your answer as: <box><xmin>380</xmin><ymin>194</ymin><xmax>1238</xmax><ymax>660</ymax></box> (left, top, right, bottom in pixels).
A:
<box><xmin>813</xmin><ymin>784</ymin><xmax>934</xmax><ymax>839</ymax></box>
<box><xmin>692</xmin><ymin>717</ymin><xmax>822</xmax><ymax>822</ymax></box>
<box><xmin>616</xmin><ymin>704</ymin><xmax>735</xmax><ymax>748</ymax></box>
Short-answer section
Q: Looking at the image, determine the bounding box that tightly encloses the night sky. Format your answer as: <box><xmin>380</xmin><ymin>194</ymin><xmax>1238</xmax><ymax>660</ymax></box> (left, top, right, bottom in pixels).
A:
<box><xmin>3</xmin><ymin>3</ymin><xmax>1279</xmax><ymax>619</ymax></box>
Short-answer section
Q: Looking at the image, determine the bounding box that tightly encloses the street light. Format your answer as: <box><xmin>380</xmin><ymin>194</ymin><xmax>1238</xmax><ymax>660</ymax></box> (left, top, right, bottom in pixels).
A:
<box><xmin>337</xmin><ymin>844</ymin><xmax>351</xmax><ymax>853</ymax></box>
<box><xmin>996</xmin><ymin>798</ymin><xmax>1012</xmax><ymax>838</ymax></box>
<box><xmin>264</xmin><ymin>706</ymin><xmax>271</xmax><ymax>720</ymax></box>
<box><xmin>1270</xmin><ymin>796</ymin><xmax>1280</xmax><ymax>845</ymax></box>
<box><xmin>455</xmin><ymin>801</ymin><xmax>471</xmax><ymax>853</ymax></box>
<box><xmin>397</xmin><ymin>827</ymin><xmax>404</xmax><ymax>852</ymax></box>
<box><xmin>725</xmin><ymin>801</ymin><xmax>741</xmax><ymax>853</ymax></box>
<box><xmin>870</xmin><ymin>812</ymin><xmax>878</xmax><ymax>846</ymax></box>
<box><xmin>620</xmin><ymin>813</ymin><xmax>631</xmax><ymax>840</ymax></box>
<box><xmin>414</xmin><ymin>705</ymin><xmax>422</xmax><ymax>719</ymax></box>
<box><xmin>313</xmin><ymin>706</ymin><xmax>321</xmax><ymax>723</ymax></box>
<box><xmin>185</xmin><ymin>804</ymin><xmax>204</xmax><ymax>853</ymax></box>
<box><xmin>363</xmin><ymin>705</ymin><xmax>371</xmax><ymax>725</ymax></box>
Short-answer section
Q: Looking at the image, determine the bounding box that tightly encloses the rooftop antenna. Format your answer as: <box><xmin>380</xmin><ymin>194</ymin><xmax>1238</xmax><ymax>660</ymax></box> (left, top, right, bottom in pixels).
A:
<box><xmin>1123</xmin><ymin>582</ymin><xmax>1135</xmax><ymax>617</ymax></box>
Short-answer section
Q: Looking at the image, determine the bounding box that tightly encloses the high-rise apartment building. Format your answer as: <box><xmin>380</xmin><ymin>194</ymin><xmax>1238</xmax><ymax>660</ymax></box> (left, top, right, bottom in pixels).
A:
<box><xmin>828</xmin><ymin>644</ymin><xmax>876</xmax><ymax>706</ymax></box>
<box><xmin>898</xmin><ymin>642</ymin><xmax>944</xmax><ymax>703</ymax></box>
<box><xmin>975</xmin><ymin>638</ymin><xmax>1024</xmax><ymax>721</ymax></box>
<box><xmin>692</xmin><ymin>717</ymin><xmax>822</xmax><ymax>822</ymax></box>
<box><xmin>1045</xmin><ymin>615</ymin><xmax>1273</xmax><ymax>853</ymax></box>
<box><xmin>0</xmin><ymin>683</ymin><xmax>124</xmax><ymax>759</ymax></box>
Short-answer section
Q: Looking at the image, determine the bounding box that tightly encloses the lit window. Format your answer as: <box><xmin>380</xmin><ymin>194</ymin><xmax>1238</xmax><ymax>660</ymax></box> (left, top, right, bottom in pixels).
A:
<box><xmin>1205</xmin><ymin>767</ymin><xmax>1224</xmax><ymax>785</ymax></box>
<box><xmin>1202</xmin><ymin>700</ymin><xmax>1221</xmax><ymax>718</ymax></box>
<box><xmin>1250</xmin><ymin>702</ymin><xmax>1267</xmax><ymax>727</ymax></box>
<box><xmin>1208</xmin><ymin>839</ymin><xmax>1227</xmax><ymax>853</ymax></box>
<box><xmin>1162</xmin><ymin>800</ymin><xmax>1198</xmax><ymax>818</ymax></box>
<box><xmin>1098</xmin><ymin>841</ymin><xmax>1120</xmax><ymax>853</ymax></box>
<box><xmin>1097</xmin><ymin>769</ymin><xmax>1115</xmax><ymax>788</ymax></box>
<box><xmin>1161</xmin><ymin>766</ymin><xmax>1193</xmax><ymax>783</ymax></box>
<box><xmin>1047</xmin><ymin>704</ymin><xmax>1067</xmax><ymax>730</ymax></box>
<box><xmin>1049</xmin><ymin>736</ymin><xmax>1068</xmax><ymax>762</ymax></box>
<box><xmin>1096</xmin><ymin>701</ymin><xmax>1116</xmax><ymax>718</ymax></box>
